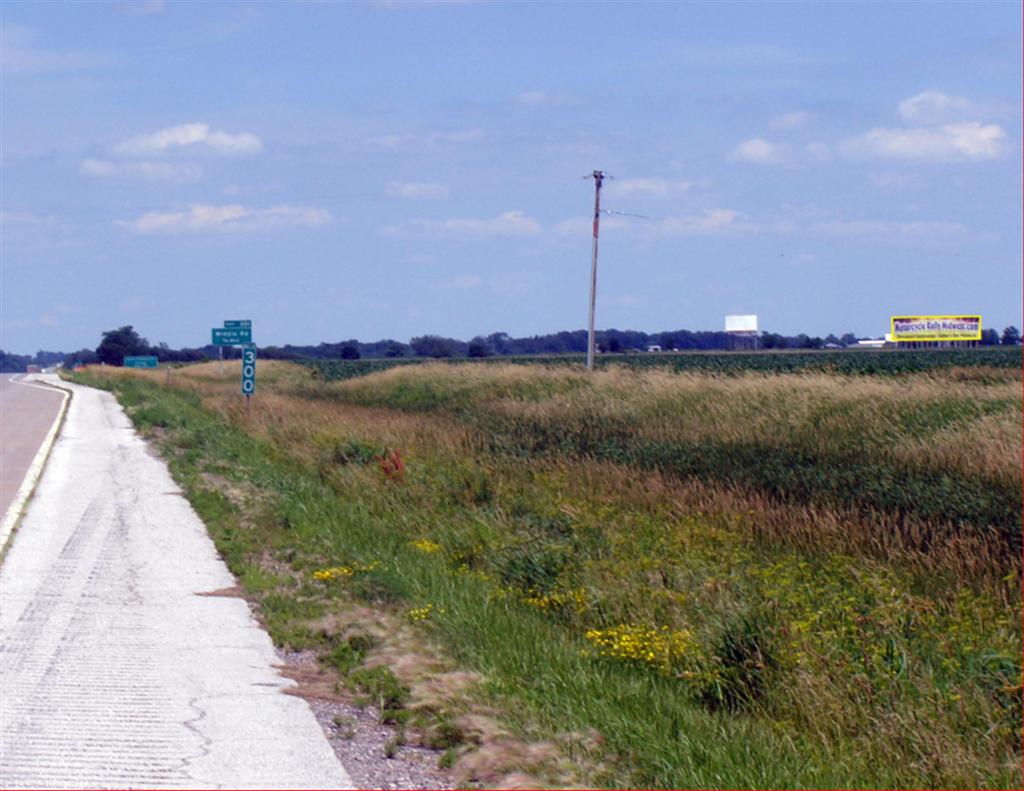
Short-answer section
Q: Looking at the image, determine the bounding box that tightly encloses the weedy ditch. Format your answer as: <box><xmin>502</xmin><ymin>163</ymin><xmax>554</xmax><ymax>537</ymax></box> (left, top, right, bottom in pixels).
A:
<box><xmin>68</xmin><ymin>363</ymin><xmax>1022</xmax><ymax>789</ymax></box>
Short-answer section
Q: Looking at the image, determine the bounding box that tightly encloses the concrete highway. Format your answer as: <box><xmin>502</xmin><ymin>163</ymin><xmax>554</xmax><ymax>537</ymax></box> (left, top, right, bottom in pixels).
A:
<box><xmin>0</xmin><ymin>375</ymin><xmax>353</xmax><ymax>789</ymax></box>
<box><xmin>1</xmin><ymin>374</ymin><xmax>66</xmax><ymax>547</ymax></box>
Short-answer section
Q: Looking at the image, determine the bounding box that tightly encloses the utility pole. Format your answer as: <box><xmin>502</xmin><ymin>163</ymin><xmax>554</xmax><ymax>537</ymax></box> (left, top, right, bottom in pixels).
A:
<box><xmin>585</xmin><ymin>170</ymin><xmax>606</xmax><ymax>371</ymax></box>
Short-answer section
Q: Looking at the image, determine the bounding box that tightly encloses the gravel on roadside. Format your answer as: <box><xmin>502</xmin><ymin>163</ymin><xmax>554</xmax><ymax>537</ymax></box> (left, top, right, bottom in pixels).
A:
<box><xmin>277</xmin><ymin>648</ymin><xmax>456</xmax><ymax>791</ymax></box>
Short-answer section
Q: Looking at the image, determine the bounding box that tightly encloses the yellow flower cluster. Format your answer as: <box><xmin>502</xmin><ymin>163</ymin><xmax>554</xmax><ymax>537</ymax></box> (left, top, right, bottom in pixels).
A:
<box><xmin>584</xmin><ymin>623</ymin><xmax>699</xmax><ymax>674</ymax></box>
<box><xmin>411</xmin><ymin>538</ymin><xmax>442</xmax><ymax>554</ymax></box>
<box><xmin>313</xmin><ymin>566</ymin><xmax>354</xmax><ymax>581</ymax></box>
<box><xmin>523</xmin><ymin>586</ymin><xmax>589</xmax><ymax>614</ymax></box>
<box><xmin>407</xmin><ymin>603</ymin><xmax>445</xmax><ymax>621</ymax></box>
<box><xmin>312</xmin><ymin>560</ymin><xmax>381</xmax><ymax>581</ymax></box>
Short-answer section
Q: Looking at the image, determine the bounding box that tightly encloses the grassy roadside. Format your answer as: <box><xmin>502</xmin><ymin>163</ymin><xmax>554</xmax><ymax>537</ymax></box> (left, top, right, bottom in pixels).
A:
<box><xmin>317</xmin><ymin>363</ymin><xmax>1022</xmax><ymax>571</ymax></box>
<box><xmin>68</xmin><ymin>364</ymin><xmax>1021</xmax><ymax>788</ymax></box>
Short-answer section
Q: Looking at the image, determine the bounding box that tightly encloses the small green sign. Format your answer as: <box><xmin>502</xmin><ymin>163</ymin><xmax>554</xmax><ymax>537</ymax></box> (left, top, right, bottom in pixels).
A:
<box><xmin>241</xmin><ymin>344</ymin><xmax>256</xmax><ymax>395</ymax></box>
<box><xmin>212</xmin><ymin>327</ymin><xmax>252</xmax><ymax>345</ymax></box>
<box><xmin>224</xmin><ymin>319</ymin><xmax>252</xmax><ymax>329</ymax></box>
<box><xmin>124</xmin><ymin>356</ymin><xmax>158</xmax><ymax>368</ymax></box>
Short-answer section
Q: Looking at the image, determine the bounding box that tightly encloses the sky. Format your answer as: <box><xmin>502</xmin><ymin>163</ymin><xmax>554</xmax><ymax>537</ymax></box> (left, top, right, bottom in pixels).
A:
<box><xmin>1</xmin><ymin>0</ymin><xmax>1021</xmax><ymax>354</ymax></box>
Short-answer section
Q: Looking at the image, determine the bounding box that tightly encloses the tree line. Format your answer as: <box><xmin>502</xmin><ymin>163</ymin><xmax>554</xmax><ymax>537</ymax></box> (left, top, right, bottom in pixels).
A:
<box><xmin>1</xmin><ymin>324</ymin><xmax>1020</xmax><ymax>372</ymax></box>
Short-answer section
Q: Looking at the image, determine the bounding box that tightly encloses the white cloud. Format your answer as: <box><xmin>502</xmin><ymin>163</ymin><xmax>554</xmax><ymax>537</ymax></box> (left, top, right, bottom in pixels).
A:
<box><xmin>898</xmin><ymin>91</ymin><xmax>976</xmax><ymax>125</ymax></box>
<box><xmin>814</xmin><ymin>218</ymin><xmax>966</xmax><ymax>240</ymax></box>
<box><xmin>364</xmin><ymin>129</ymin><xmax>484</xmax><ymax>149</ymax></box>
<box><xmin>515</xmin><ymin>90</ymin><xmax>574</xmax><ymax>107</ymax></box>
<box><xmin>552</xmin><ymin>215</ymin><xmax>629</xmax><ymax>237</ymax></box>
<box><xmin>868</xmin><ymin>171</ymin><xmax>926</xmax><ymax>190</ymax></box>
<box><xmin>80</xmin><ymin>158</ymin><xmax>203</xmax><ymax>181</ymax></box>
<box><xmin>805</xmin><ymin>142</ymin><xmax>831</xmax><ymax>161</ymax></box>
<box><xmin>552</xmin><ymin>208</ymin><xmax>740</xmax><ymax>238</ymax></box>
<box><xmin>388</xmin><ymin>210</ymin><xmax>542</xmax><ymax>237</ymax></box>
<box><xmin>0</xmin><ymin>210</ymin><xmax>57</xmax><ymax>227</ymax></box>
<box><xmin>113</xmin><ymin>122</ymin><xmax>263</xmax><ymax>157</ymax></box>
<box><xmin>657</xmin><ymin>208</ymin><xmax>739</xmax><ymax>235</ymax></box>
<box><xmin>385</xmin><ymin>181</ymin><xmax>450</xmax><ymax>199</ymax></box>
<box><xmin>556</xmin><ymin>208</ymin><xmax>740</xmax><ymax>238</ymax></box>
<box><xmin>729</xmin><ymin>138</ymin><xmax>788</xmax><ymax>164</ymax></box>
<box><xmin>117</xmin><ymin>0</ymin><xmax>164</xmax><ymax>14</ymax></box>
<box><xmin>675</xmin><ymin>43</ymin><xmax>811</xmax><ymax>69</ymax></box>
<box><xmin>121</xmin><ymin>203</ymin><xmax>332</xmax><ymax>234</ymax></box>
<box><xmin>517</xmin><ymin>91</ymin><xmax>550</xmax><ymax>106</ymax></box>
<box><xmin>609</xmin><ymin>178</ymin><xmax>693</xmax><ymax>196</ymax></box>
<box><xmin>0</xmin><ymin>25</ymin><xmax>109</xmax><ymax>75</ymax></box>
<box><xmin>769</xmin><ymin>111</ymin><xmax>811</xmax><ymax>130</ymax></box>
<box><xmin>840</xmin><ymin>122</ymin><xmax>1006</xmax><ymax>162</ymax></box>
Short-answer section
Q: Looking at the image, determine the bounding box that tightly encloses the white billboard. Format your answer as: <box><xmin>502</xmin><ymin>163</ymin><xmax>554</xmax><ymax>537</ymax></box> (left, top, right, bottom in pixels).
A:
<box><xmin>725</xmin><ymin>314</ymin><xmax>758</xmax><ymax>333</ymax></box>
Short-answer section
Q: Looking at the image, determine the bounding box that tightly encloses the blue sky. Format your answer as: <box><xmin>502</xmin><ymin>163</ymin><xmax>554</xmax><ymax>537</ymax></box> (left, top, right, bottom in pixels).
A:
<box><xmin>2</xmin><ymin>0</ymin><xmax>1020</xmax><ymax>353</ymax></box>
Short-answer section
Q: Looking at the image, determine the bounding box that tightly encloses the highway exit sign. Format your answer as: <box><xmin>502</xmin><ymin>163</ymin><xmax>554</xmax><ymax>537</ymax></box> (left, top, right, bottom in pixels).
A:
<box><xmin>124</xmin><ymin>356</ymin><xmax>158</xmax><ymax>368</ymax></box>
<box><xmin>212</xmin><ymin>327</ymin><xmax>252</xmax><ymax>345</ymax></box>
<box><xmin>224</xmin><ymin>320</ymin><xmax>252</xmax><ymax>329</ymax></box>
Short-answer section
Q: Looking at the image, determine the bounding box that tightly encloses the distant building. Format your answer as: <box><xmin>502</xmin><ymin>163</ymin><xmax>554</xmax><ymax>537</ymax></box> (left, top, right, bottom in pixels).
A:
<box><xmin>725</xmin><ymin>314</ymin><xmax>758</xmax><ymax>351</ymax></box>
<box><xmin>646</xmin><ymin>344</ymin><xmax>662</xmax><ymax>353</ymax></box>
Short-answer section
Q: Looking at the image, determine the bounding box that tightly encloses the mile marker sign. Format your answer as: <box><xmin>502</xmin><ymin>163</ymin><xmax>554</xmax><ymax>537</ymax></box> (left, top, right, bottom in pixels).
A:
<box><xmin>241</xmin><ymin>344</ymin><xmax>256</xmax><ymax>396</ymax></box>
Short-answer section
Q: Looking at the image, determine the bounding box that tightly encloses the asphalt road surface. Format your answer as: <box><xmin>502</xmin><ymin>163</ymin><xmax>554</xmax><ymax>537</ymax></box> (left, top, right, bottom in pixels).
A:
<box><xmin>0</xmin><ymin>374</ymin><xmax>66</xmax><ymax>535</ymax></box>
<box><xmin>0</xmin><ymin>375</ymin><xmax>353</xmax><ymax>789</ymax></box>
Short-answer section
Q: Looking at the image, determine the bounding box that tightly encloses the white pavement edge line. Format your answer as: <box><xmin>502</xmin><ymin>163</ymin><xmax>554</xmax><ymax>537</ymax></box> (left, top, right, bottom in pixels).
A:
<box><xmin>0</xmin><ymin>375</ymin><xmax>71</xmax><ymax>559</ymax></box>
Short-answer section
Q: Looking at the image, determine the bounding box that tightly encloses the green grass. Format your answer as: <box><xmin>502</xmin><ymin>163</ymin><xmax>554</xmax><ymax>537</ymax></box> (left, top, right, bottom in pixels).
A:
<box><xmin>69</xmin><ymin>367</ymin><xmax>1022</xmax><ymax>788</ymax></box>
<box><xmin>317</xmin><ymin>364</ymin><xmax>1022</xmax><ymax>565</ymax></box>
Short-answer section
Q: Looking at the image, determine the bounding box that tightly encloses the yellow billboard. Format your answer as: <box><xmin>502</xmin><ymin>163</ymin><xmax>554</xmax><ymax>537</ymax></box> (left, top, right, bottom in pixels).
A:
<box><xmin>890</xmin><ymin>315</ymin><xmax>982</xmax><ymax>342</ymax></box>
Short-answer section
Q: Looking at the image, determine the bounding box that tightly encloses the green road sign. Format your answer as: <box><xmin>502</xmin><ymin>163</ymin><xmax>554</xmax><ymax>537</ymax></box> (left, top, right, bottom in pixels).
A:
<box><xmin>124</xmin><ymin>356</ymin><xmax>158</xmax><ymax>368</ymax></box>
<box><xmin>212</xmin><ymin>327</ymin><xmax>252</xmax><ymax>345</ymax></box>
<box><xmin>241</xmin><ymin>344</ymin><xmax>256</xmax><ymax>395</ymax></box>
<box><xmin>224</xmin><ymin>319</ymin><xmax>252</xmax><ymax>329</ymax></box>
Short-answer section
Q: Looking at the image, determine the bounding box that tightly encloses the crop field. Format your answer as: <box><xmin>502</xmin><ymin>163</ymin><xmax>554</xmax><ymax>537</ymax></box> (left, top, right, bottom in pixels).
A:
<box><xmin>70</xmin><ymin>358</ymin><xmax>1021</xmax><ymax>788</ymax></box>
<box><xmin>302</xmin><ymin>346</ymin><xmax>1021</xmax><ymax>381</ymax></box>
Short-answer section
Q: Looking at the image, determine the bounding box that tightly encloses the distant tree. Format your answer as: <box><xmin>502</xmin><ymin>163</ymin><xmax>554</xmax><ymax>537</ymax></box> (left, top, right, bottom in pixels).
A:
<box><xmin>759</xmin><ymin>332</ymin><xmax>784</xmax><ymax>350</ymax></box>
<box><xmin>660</xmin><ymin>333</ymin><xmax>676</xmax><ymax>351</ymax></box>
<box><xmin>410</xmin><ymin>335</ymin><xmax>456</xmax><ymax>358</ymax></box>
<box><xmin>486</xmin><ymin>332</ymin><xmax>513</xmax><ymax>355</ymax></box>
<box><xmin>980</xmin><ymin>329</ymin><xmax>1000</xmax><ymax>346</ymax></box>
<box><xmin>1001</xmin><ymin>326</ymin><xmax>1021</xmax><ymax>345</ymax></box>
<box><xmin>96</xmin><ymin>325</ymin><xmax>149</xmax><ymax>366</ymax></box>
<box><xmin>606</xmin><ymin>337</ymin><xmax>622</xmax><ymax>353</ymax></box>
<box><xmin>839</xmin><ymin>333</ymin><xmax>858</xmax><ymax>347</ymax></box>
<box><xmin>383</xmin><ymin>341</ymin><xmax>406</xmax><ymax>358</ymax></box>
<box><xmin>824</xmin><ymin>334</ymin><xmax>840</xmax><ymax>347</ymax></box>
<box><xmin>33</xmin><ymin>350</ymin><xmax>67</xmax><ymax>367</ymax></box>
<box><xmin>467</xmin><ymin>337</ymin><xmax>493</xmax><ymax>358</ymax></box>
<box><xmin>0</xmin><ymin>350</ymin><xmax>32</xmax><ymax>373</ymax></box>
<box><xmin>340</xmin><ymin>343</ymin><xmax>361</xmax><ymax>360</ymax></box>
<box><xmin>63</xmin><ymin>348</ymin><xmax>99</xmax><ymax>368</ymax></box>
